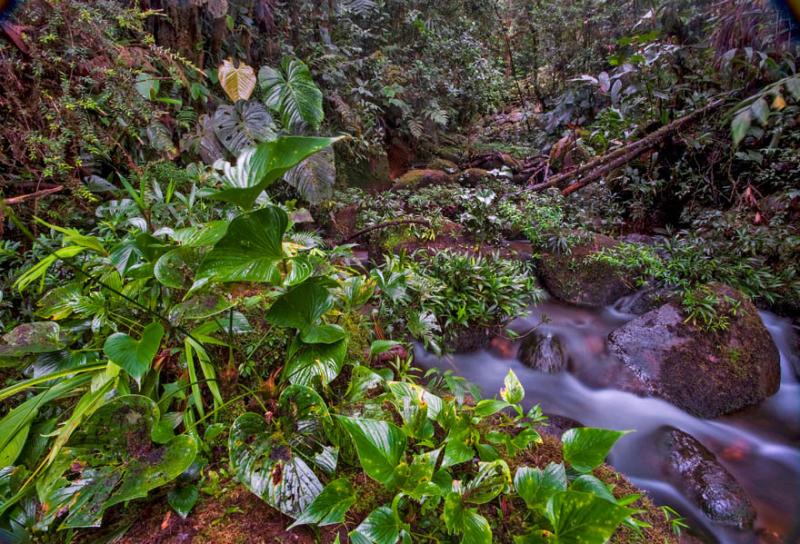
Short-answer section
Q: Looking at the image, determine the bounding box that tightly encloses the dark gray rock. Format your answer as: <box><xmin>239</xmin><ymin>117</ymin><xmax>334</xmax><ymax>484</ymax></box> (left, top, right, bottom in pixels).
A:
<box><xmin>614</xmin><ymin>285</ymin><xmax>678</xmax><ymax>316</ymax></box>
<box><xmin>518</xmin><ymin>332</ymin><xmax>568</xmax><ymax>373</ymax></box>
<box><xmin>660</xmin><ymin>428</ymin><xmax>756</xmax><ymax>528</ymax></box>
<box><xmin>608</xmin><ymin>284</ymin><xmax>780</xmax><ymax>418</ymax></box>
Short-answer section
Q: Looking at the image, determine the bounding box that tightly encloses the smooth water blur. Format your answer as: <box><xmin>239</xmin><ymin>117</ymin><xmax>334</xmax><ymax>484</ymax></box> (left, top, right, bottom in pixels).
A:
<box><xmin>414</xmin><ymin>298</ymin><xmax>800</xmax><ymax>544</ymax></box>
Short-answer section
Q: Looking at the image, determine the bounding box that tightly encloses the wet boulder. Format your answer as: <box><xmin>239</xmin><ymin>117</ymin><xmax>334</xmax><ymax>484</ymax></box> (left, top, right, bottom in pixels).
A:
<box><xmin>608</xmin><ymin>284</ymin><xmax>780</xmax><ymax>418</ymax></box>
<box><xmin>537</xmin><ymin>232</ymin><xmax>637</xmax><ymax>307</ymax></box>
<box><xmin>613</xmin><ymin>285</ymin><xmax>678</xmax><ymax>316</ymax></box>
<box><xmin>660</xmin><ymin>428</ymin><xmax>756</xmax><ymax>528</ymax></box>
<box><xmin>518</xmin><ymin>332</ymin><xmax>568</xmax><ymax>373</ymax></box>
<box><xmin>392</xmin><ymin>169</ymin><xmax>453</xmax><ymax>190</ymax></box>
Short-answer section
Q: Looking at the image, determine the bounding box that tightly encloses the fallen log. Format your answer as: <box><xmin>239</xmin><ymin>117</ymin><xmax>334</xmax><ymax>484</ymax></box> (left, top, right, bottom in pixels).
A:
<box><xmin>2</xmin><ymin>186</ymin><xmax>64</xmax><ymax>205</ymax></box>
<box><xmin>342</xmin><ymin>218</ymin><xmax>431</xmax><ymax>244</ymax></box>
<box><xmin>529</xmin><ymin>100</ymin><xmax>725</xmax><ymax>195</ymax></box>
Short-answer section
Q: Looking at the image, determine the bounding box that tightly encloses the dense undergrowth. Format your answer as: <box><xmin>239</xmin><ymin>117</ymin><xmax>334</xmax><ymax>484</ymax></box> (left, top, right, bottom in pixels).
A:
<box><xmin>0</xmin><ymin>0</ymin><xmax>798</xmax><ymax>542</ymax></box>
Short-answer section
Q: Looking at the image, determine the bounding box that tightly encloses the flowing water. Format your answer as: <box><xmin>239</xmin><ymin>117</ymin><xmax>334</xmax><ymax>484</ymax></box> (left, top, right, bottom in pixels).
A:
<box><xmin>414</xmin><ymin>297</ymin><xmax>800</xmax><ymax>544</ymax></box>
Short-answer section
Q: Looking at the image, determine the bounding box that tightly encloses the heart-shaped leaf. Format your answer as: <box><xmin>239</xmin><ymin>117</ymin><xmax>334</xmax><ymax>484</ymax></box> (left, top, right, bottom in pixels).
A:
<box><xmin>515</xmin><ymin>463</ymin><xmax>567</xmax><ymax>510</ymax></box>
<box><xmin>349</xmin><ymin>505</ymin><xmax>408</xmax><ymax>544</ymax></box>
<box><xmin>229</xmin><ymin>412</ymin><xmax>323</xmax><ymax>518</ymax></box>
<box><xmin>196</xmin><ymin>206</ymin><xmax>288</xmax><ymax>283</ymax></box>
<box><xmin>37</xmin><ymin>395</ymin><xmax>197</xmax><ymax>529</ymax></box>
<box><xmin>288</xmin><ymin>478</ymin><xmax>356</xmax><ymax>529</ymax></box>
<box><xmin>208</xmin><ymin>136</ymin><xmax>342</xmax><ymax>209</ymax></box>
<box><xmin>103</xmin><ymin>323</ymin><xmax>165</xmax><ymax>381</ymax></box>
<box><xmin>266</xmin><ymin>277</ymin><xmax>334</xmax><ymax>331</ymax></box>
<box><xmin>168</xmin><ymin>484</ymin><xmax>199</xmax><ymax>519</ymax></box>
<box><xmin>283</xmin><ymin>337</ymin><xmax>348</xmax><ymax>387</ymax></box>
<box><xmin>218</xmin><ymin>59</ymin><xmax>257</xmax><ymax>102</ymax></box>
<box><xmin>545</xmin><ymin>490</ymin><xmax>633</xmax><ymax>544</ymax></box>
<box><xmin>561</xmin><ymin>428</ymin><xmax>629</xmax><ymax>473</ymax></box>
<box><xmin>335</xmin><ymin>416</ymin><xmax>407</xmax><ymax>485</ymax></box>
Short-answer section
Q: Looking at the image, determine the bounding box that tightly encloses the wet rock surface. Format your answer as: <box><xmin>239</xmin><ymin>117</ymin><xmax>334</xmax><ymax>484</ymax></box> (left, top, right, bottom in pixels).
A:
<box><xmin>614</xmin><ymin>285</ymin><xmax>678</xmax><ymax>316</ymax></box>
<box><xmin>538</xmin><ymin>232</ymin><xmax>637</xmax><ymax>307</ymax></box>
<box><xmin>660</xmin><ymin>428</ymin><xmax>756</xmax><ymax>528</ymax></box>
<box><xmin>517</xmin><ymin>331</ymin><xmax>568</xmax><ymax>373</ymax></box>
<box><xmin>608</xmin><ymin>284</ymin><xmax>780</xmax><ymax>418</ymax></box>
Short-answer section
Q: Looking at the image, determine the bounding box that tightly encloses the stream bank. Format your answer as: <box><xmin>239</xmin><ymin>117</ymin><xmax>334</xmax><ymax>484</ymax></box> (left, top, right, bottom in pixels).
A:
<box><xmin>415</xmin><ymin>297</ymin><xmax>800</xmax><ymax>543</ymax></box>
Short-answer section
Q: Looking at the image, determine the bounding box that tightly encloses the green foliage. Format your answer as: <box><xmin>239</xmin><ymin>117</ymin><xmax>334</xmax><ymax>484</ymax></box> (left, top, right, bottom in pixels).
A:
<box><xmin>228</xmin><ymin>412</ymin><xmax>324</xmax><ymax>518</ymax></box>
<box><xmin>373</xmin><ymin>251</ymin><xmax>543</xmax><ymax>353</ymax></box>
<box><xmin>260</xmin><ymin>58</ymin><xmax>325</xmax><ymax>131</ymax></box>
<box><xmin>209</xmin><ymin>136</ymin><xmax>341</xmax><ymax>209</ymax></box>
<box><xmin>37</xmin><ymin>395</ymin><xmax>197</xmax><ymax>529</ymax></box>
<box><xmin>102</xmin><ymin>322</ymin><xmax>165</xmax><ymax>383</ymax></box>
<box><xmin>561</xmin><ymin>428</ymin><xmax>629</xmax><ymax>474</ymax></box>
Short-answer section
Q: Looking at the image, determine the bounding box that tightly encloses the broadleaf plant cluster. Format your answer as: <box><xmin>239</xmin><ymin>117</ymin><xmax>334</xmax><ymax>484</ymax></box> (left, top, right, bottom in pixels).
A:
<box><xmin>0</xmin><ymin>53</ymin><xmax>644</xmax><ymax>544</ymax></box>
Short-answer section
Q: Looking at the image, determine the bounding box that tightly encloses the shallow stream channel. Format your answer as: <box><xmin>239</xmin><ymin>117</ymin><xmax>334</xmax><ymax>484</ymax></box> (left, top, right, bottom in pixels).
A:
<box><xmin>415</xmin><ymin>297</ymin><xmax>800</xmax><ymax>544</ymax></box>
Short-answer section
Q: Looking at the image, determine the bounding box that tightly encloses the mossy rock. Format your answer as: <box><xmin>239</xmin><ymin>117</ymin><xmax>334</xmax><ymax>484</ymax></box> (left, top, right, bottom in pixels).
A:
<box><xmin>427</xmin><ymin>157</ymin><xmax>459</xmax><ymax>172</ymax></box>
<box><xmin>391</xmin><ymin>168</ymin><xmax>453</xmax><ymax>190</ymax></box>
<box><xmin>458</xmin><ymin>167</ymin><xmax>492</xmax><ymax>187</ymax></box>
<box><xmin>608</xmin><ymin>284</ymin><xmax>781</xmax><ymax>418</ymax></box>
<box><xmin>537</xmin><ymin>232</ymin><xmax>637</xmax><ymax>307</ymax></box>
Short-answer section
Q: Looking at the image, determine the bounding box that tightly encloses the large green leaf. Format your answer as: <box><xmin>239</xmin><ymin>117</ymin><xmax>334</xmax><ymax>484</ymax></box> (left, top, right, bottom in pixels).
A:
<box><xmin>102</xmin><ymin>322</ymin><xmax>165</xmax><ymax>382</ymax></box>
<box><xmin>561</xmin><ymin>428</ymin><xmax>629</xmax><ymax>473</ymax></box>
<box><xmin>212</xmin><ymin>101</ymin><xmax>276</xmax><ymax>155</ymax></box>
<box><xmin>514</xmin><ymin>463</ymin><xmax>567</xmax><ymax>510</ymax></box>
<box><xmin>196</xmin><ymin>206</ymin><xmax>288</xmax><ymax>283</ymax></box>
<box><xmin>229</xmin><ymin>412</ymin><xmax>323</xmax><ymax>518</ymax></box>
<box><xmin>284</xmin><ymin>147</ymin><xmax>336</xmax><ymax>204</ymax></box>
<box><xmin>350</xmin><ymin>505</ymin><xmax>409</xmax><ymax>544</ymax></box>
<box><xmin>265</xmin><ymin>278</ymin><xmax>334</xmax><ymax>331</ymax></box>
<box><xmin>0</xmin><ymin>322</ymin><xmax>64</xmax><ymax>361</ymax></box>
<box><xmin>209</xmin><ymin>136</ymin><xmax>341</xmax><ymax>209</ymax></box>
<box><xmin>259</xmin><ymin>58</ymin><xmax>324</xmax><ymax>131</ymax></box>
<box><xmin>288</xmin><ymin>478</ymin><xmax>356</xmax><ymax>529</ymax></box>
<box><xmin>154</xmin><ymin>247</ymin><xmax>204</xmax><ymax>289</ymax></box>
<box><xmin>283</xmin><ymin>337</ymin><xmax>348</xmax><ymax>387</ymax></box>
<box><xmin>168</xmin><ymin>484</ymin><xmax>199</xmax><ymax>519</ymax></box>
<box><xmin>37</xmin><ymin>395</ymin><xmax>197</xmax><ymax>529</ymax></box>
<box><xmin>545</xmin><ymin>490</ymin><xmax>633</xmax><ymax>544</ymax></box>
<box><xmin>300</xmin><ymin>324</ymin><xmax>347</xmax><ymax>345</ymax></box>
<box><xmin>335</xmin><ymin>416</ymin><xmax>407</xmax><ymax>485</ymax></box>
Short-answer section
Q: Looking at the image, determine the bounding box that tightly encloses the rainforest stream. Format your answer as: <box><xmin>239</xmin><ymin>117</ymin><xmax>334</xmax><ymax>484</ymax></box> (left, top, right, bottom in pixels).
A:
<box><xmin>415</xmin><ymin>297</ymin><xmax>800</xmax><ymax>544</ymax></box>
